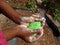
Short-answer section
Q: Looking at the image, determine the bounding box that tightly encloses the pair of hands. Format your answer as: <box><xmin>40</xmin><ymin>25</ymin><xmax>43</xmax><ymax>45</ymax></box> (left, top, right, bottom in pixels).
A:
<box><xmin>0</xmin><ymin>0</ymin><xmax>45</xmax><ymax>42</ymax></box>
<box><xmin>13</xmin><ymin>13</ymin><xmax>46</xmax><ymax>42</ymax></box>
<box><xmin>0</xmin><ymin>0</ymin><xmax>36</xmax><ymax>42</ymax></box>
<box><xmin>12</xmin><ymin>13</ymin><xmax>40</xmax><ymax>42</ymax></box>
<box><xmin>16</xmin><ymin>25</ymin><xmax>39</xmax><ymax>42</ymax></box>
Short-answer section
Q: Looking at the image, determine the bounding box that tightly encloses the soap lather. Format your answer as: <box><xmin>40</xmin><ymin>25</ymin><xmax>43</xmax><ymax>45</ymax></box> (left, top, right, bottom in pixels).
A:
<box><xmin>28</xmin><ymin>21</ymin><xmax>42</xmax><ymax>37</ymax></box>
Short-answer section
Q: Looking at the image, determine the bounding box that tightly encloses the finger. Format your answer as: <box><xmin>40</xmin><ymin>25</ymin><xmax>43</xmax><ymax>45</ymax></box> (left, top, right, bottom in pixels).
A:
<box><xmin>30</xmin><ymin>30</ymin><xmax>41</xmax><ymax>35</ymax></box>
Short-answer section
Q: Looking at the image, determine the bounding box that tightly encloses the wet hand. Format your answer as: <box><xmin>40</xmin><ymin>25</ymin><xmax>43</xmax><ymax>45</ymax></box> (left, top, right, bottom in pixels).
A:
<box><xmin>16</xmin><ymin>25</ymin><xmax>39</xmax><ymax>42</ymax></box>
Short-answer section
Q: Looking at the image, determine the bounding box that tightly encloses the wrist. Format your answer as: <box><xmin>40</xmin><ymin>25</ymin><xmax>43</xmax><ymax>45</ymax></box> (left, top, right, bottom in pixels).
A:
<box><xmin>0</xmin><ymin>0</ymin><xmax>4</xmax><ymax>4</ymax></box>
<box><xmin>15</xmin><ymin>26</ymin><xmax>22</xmax><ymax>37</ymax></box>
<box><xmin>2</xmin><ymin>27</ymin><xmax>18</xmax><ymax>41</ymax></box>
<box><xmin>13</xmin><ymin>26</ymin><xmax>20</xmax><ymax>37</ymax></box>
<box><xmin>11</xmin><ymin>27</ymin><xmax>19</xmax><ymax>37</ymax></box>
<box><xmin>15</xmin><ymin>25</ymin><xmax>26</xmax><ymax>37</ymax></box>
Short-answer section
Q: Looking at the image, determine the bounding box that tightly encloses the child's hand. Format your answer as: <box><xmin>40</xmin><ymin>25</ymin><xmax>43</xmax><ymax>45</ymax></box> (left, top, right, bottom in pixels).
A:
<box><xmin>16</xmin><ymin>25</ymin><xmax>39</xmax><ymax>42</ymax></box>
<box><xmin>0</xmin><ymin>0</ymin><xmax>32</xmax><ymax>24</ymax></box>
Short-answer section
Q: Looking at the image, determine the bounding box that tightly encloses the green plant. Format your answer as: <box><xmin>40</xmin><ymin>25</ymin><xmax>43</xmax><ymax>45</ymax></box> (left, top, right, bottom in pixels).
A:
<box><xmin>43</xmin><ymin>0</ymin><xmax>60</xmax><ymax>23</ymax></box>
<box><xmin>7</xmin><ymin>1</ymin><xmax>14</xmax><ymax>6</ymax></box>
<box><xmin>54</xmin><ymin>9</ymin><xmax>60</xmax><ymax>23</ymax></box>
<box><xmin>24</xmin><ymin>0</ymin><xmax>36</xmax><ymax>12</ymax></box>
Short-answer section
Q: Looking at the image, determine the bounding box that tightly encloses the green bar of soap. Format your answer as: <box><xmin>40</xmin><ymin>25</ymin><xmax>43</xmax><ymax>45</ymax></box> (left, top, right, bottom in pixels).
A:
<box><xmin>28</xmin><ymin>21</ymin><xmax>42</xmax><ymax>30</ymax></box>
<box><xmin>28</xmin><ymin>21</ymin><xmax>42</xmax><ymax>37</ymax></box>
<box><xmin>32</xmin><ymin>34</ymin><xmax>37</xmax><ymax>37</ymax></box>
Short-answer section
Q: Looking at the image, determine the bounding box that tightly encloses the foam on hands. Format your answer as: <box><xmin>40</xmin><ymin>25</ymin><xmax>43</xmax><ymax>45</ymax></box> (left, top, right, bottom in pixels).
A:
<box><xmin>20</xmin><ymin>13</ymin><xmax>46</xmax><ymax>42</ymax></box>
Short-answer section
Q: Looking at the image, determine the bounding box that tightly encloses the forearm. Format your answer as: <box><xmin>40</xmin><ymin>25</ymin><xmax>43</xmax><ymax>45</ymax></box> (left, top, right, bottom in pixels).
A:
<box><xmin>2</xmin><ymin>27</ymin><xmax>18</xmax><ymax>41</ymax></box>
<box><xmin>0</xmin><ymin>1</ymin><xmax>21</xmax><ymax>24</ymax></box>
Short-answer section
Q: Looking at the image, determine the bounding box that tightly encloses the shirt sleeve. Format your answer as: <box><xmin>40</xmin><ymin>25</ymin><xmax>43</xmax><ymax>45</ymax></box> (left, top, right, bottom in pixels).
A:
<box><xmin>0</xmin><ymin>30</ymin><xmax>8</xmax><ymax>45</ymax></box>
